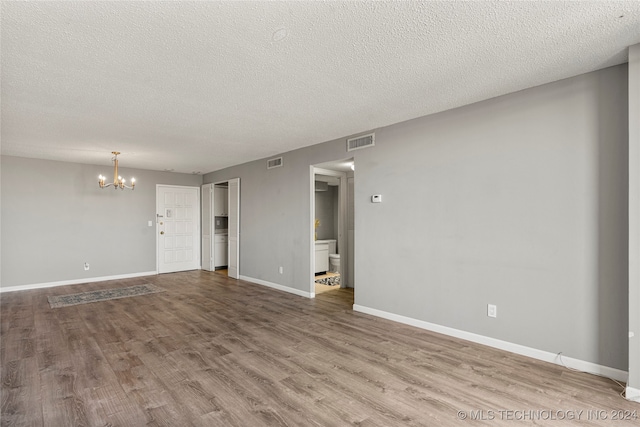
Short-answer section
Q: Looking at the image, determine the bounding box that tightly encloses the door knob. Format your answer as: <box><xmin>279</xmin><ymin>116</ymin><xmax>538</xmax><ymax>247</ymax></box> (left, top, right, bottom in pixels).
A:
<box><xmin>160</xmin><ymin>231</ymin><xmax>164</xmax><ymax>235</ymax></box>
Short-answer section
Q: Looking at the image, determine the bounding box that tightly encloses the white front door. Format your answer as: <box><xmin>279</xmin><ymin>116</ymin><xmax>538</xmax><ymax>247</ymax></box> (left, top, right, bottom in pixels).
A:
<box><xmin>157</xmin><ymin>185</ymin><xmax>200</xmax><ymax>274</ymax></box>
<box><xmin>228</xmin><ymin>178</ymin><xmax>240</xmax><ymax>279</ymax></box>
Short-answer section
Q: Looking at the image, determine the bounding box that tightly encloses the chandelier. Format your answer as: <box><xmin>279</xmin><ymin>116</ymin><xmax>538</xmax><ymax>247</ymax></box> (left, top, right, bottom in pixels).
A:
<box><xmin>98</xmin><ymin>151</ymin><xmax>135</xmax><ymax>190</ymax></box>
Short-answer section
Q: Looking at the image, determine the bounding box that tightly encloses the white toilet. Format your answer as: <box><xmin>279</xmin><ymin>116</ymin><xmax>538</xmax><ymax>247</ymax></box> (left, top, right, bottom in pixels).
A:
<box><xmin>329</xmin><ymin>254</ymin><xmax>340</xmax><ymax>273</ymax></box>
<box><xmin>327</xmin><ymin>240</ymin><xmax>340</xmax><ymax>273</ymax></box>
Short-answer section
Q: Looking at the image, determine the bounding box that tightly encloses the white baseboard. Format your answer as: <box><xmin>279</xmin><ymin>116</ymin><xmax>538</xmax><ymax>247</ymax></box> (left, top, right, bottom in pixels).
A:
<box><xmin>239</xmin><ymin>275</ymin><xmax>312</xmax><ymax>299</ymax></box>
<box><xmin>0</xmin><ymin>271</ymin><xmax>158</xmax><ymax>293</ymax></box>
<box><xmin>627</xmin><ymin>386</ymin><xmax>640</xmax><ymax>403</ymax></box>
<box><xmin>353</xmin><ymin>304</ymin><xmax>629</xmax><ymax>383</ymax></box>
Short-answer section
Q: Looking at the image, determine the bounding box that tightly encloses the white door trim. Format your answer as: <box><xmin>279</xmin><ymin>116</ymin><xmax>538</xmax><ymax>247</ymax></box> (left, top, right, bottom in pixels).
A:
<box><xmin>309</xmin><ymin>165</ymin><xmax>316</xmax><ymax>297</ymax></box>
<box><xmin>207</xmin><ymin>178</ymin><xmax>240</xmax><ymax>278</ymax></box>
<box><xmin>311</xmin><ymin>166</ymin><xmax>348</xmax><ymax>296</ymax></box>
<box><xmin>228</xmin><ymin>178</ymin><xmax>240</xmax><ymax>279</ymax></box>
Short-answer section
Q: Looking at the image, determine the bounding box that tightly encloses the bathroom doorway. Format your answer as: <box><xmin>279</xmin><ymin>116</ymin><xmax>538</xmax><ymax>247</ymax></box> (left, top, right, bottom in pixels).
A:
<box><xmin>311</xmin><ymin>159</ymin><xmax>355</xmax><ymax>301</ymax></box>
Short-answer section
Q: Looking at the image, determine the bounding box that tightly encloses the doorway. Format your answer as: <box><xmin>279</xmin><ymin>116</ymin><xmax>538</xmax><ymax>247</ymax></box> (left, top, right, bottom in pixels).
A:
<box><xmin>202</xmin><ymin>178</ymin><xmax>240</xmax><ymax>279</ymax></box>
<box><xmin>311</xmin><ymin>159</ymin><xmax>354</xmax><ymax>300</ymax></box>
<box><xmin>156</xmin><ymin>185</ymin><xmax>201</xmax><ymax>274</ymax></box>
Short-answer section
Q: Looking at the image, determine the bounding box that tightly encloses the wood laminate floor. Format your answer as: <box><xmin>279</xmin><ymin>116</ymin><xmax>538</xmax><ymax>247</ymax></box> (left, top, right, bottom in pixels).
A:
<box><xmin>1</xmin><ymin>271</ymin><xmax>638</xmax><ymax>426</ymax></box>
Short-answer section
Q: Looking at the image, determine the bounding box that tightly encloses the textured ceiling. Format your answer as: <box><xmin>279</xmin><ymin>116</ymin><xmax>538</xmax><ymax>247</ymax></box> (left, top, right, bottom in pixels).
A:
<box><xmin>2</xmin><ymin>1</ymin><xmax>640</xmax><ymax>174</ymax></box>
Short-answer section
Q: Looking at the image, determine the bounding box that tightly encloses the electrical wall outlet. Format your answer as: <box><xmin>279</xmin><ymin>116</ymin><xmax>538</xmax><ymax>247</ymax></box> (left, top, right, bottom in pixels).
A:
<box><xmin>279</xmin><ymin>266</ymin><xmax>283</xmax><ymax>274</ymax></box>
<box><xmin>84</xmin><ymin>262</ymin><xmax>90</xmax><ymax>271</ymax></box>
<box><xmin>487</xmin><ymin>304</ymin><xmax>497</xmax><ymax>318</ymax></box>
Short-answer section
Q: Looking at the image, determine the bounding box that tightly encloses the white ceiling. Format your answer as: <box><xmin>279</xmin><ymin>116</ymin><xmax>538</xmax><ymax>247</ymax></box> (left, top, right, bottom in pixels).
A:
<box><xmin>2</xmin><ymin>1</ymin><xmax>640</xmax><ymax>174</ymax></box>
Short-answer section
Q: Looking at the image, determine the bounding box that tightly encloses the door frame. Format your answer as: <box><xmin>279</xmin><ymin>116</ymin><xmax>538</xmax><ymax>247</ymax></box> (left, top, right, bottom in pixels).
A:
<box><xmin>227</xmin><ymin>178</ymin><xmax>240</xmax><ymax>279</ymax></box>
<box><xmin>206</xmin><ymin>178</ymin><xmax>240</xmax><ymax>279</ymax></box>
<box><xmin>156</xmin><ymin>184</ymin><xmax>201</xmax><ymax>274</ymax></box>
<box><xmin>310</xmin><ymin>166</ymin><xmax>348</xmax><ymax>296</ymax></box>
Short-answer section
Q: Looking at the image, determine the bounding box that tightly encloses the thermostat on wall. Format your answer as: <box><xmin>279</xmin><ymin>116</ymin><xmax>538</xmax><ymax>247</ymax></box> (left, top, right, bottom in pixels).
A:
<box><xmin>371</xmin><ymin>194</ymin><xmax>382</xmax><ymax>203</ymax></box>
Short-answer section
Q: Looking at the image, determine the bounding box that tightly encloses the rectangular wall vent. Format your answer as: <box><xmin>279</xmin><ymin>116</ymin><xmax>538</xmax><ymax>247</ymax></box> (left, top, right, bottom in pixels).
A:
<box><xmin>267</xmin><ymin>157</ymin><xmax>283</xmax><ymax>169</ymax></box>
<box><xmin>347</xmin><ymin>133</ymin><xmax>375</xmax><ymax>152</ymax></box>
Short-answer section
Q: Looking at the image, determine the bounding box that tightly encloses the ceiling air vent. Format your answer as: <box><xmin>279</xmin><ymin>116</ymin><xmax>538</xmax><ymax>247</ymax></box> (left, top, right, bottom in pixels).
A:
<box><xmin>267</xmin><ymin>157</ymin><xmax>283</xmax><ymax>169</ymax></box>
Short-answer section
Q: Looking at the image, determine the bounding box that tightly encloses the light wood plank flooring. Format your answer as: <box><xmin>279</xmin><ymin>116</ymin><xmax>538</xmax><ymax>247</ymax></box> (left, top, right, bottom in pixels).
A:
<box><xmin>1</xmin><ymin>270</ymin><xmax>638</xmax><ymax>426</ymax></box>
<box><xmin>314</xmin><ymin>272</ymin><xmax>341</xmax><ymax>295</ymax></box>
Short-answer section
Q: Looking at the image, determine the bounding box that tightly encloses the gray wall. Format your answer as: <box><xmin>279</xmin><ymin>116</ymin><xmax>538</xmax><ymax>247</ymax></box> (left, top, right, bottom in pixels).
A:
<box><xmin>204</xmin><ymin>139</ymin><xmax>349</xmax><ymax>288</ymax></box>
<box><xmin>357</xmin><ymin>65</ymin><xmax>628</xmax><ymax>371</ymax></box>
<box><xmin>205</xmin><ymin>65</ymin><xmax>629</xmax><ymax>371</ymax></box>
<box><xmin>1</xmin><ymin>156</ymin><xmax>202</xmax><ymax>288</ymax></box>
<box><xmin>315</xmin><ymin>185</ymin><xmax>337</xmax><ymax>241</ymax></box>
<box><xmin>331</xmin><ymin>185</ymin><xmax>339</xmax><ymax>243</ymax></box>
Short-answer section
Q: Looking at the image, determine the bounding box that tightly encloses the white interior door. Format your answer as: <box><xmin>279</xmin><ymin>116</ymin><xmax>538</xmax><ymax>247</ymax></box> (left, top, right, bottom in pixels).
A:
<box><xmin>157</xmin><ymin>185</ymin><xmax>200</xmax><ymax>274</ymax></box>
<box><xmin>228</xmin><ymin>178</ymin><xmax>240</xmax><ymax>279</ymax></box>
<box><xmin>201</xmin><ymin>184</ymin><xmax>213</xmax><ymax>271</ymax></box>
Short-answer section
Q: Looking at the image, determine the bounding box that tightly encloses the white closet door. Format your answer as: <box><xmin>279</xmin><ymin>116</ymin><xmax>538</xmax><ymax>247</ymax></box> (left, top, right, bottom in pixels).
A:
<box><xmin>201</xmin><ymin>184</ymin><xmax>213</xmax><ymax>271</ymax></box>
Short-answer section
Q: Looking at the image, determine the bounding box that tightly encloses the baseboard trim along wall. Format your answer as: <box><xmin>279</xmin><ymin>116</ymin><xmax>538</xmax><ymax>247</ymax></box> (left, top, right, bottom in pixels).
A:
<box><xmin>239</xmin><ymin>275</ymin><xmax>313</xmax><ymax>299</ymax></box>
<box><xmin>627</xmin><ymin>387</ymin><xmax>640</xmax><ymax>403</ymax></box>
<box><xmin>353</xmin><ymin>304</ymin><xmax>629</xmax><ymax>383</ymax></box>
<box><xmin>0</xmin><ymin>271</ymin><xmax>158</xmax><ymax>293</ymax></box>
